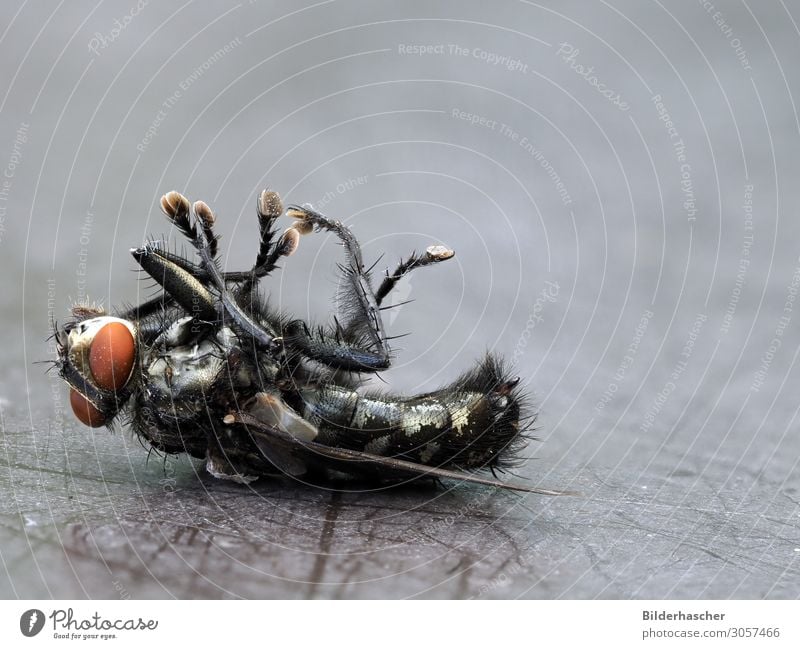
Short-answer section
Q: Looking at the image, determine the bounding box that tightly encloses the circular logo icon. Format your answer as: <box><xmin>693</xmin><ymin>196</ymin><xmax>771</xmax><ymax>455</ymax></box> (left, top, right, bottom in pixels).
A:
<box><xmin>20</xmin><ymin>609</ymin><xmax>45</xmax><ymax>637</ymax></box>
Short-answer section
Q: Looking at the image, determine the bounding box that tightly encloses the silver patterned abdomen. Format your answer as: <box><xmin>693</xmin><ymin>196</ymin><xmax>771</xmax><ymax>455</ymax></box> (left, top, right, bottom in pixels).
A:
<box><xmin>299</xmin><ymin>356</ymin><xmax>527</xmax><ymax>470</ymax></box>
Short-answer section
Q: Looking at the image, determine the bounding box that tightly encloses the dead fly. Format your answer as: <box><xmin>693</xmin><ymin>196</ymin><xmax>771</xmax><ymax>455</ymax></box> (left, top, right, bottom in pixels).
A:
<box><xmin>52</xmin><ymin>190</ymin><xmax>564</xmax><ymax>494</ymax></box>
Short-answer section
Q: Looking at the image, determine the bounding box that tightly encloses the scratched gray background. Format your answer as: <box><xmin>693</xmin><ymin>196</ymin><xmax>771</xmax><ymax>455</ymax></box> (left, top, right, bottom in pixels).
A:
<box><xmin>0</xmin><ymin>0</ymin><xmax>799</xmax><ymax>599</ymax></box>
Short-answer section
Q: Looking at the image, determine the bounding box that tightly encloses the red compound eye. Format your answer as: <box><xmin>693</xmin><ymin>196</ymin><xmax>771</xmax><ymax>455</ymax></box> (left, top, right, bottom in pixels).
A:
<box><xmin>70</xmin><ymin>389</ymin><xmax>106</xmax><ymax>427</ymax></box>
<box><xmin>88</xmin><ymin>322</ymin><xmax>135</xmax><ymax>391</ymax></box>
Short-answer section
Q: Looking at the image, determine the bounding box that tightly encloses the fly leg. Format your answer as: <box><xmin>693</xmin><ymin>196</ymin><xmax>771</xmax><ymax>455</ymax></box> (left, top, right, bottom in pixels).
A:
<box><xmin>124</xmin><ymin>243</ymin><xmax>227</xmax><ymax>349</ymax></box>
<box><xmin>282</xmin><ymin>205</ymin><xmax>392</xmax><ymax>372</ymax></box>
<box><xmin>127</xmin><ymin>193</ymin><xmax>226</xmax><ymax>325</ymax></box>
<box><xmin>243</xmin><ymin>190</ymin><xmax>295</xmax><ymax>287</ymax></box>
<box><xmin>375</xmin><ymin>245</ymin><xmax>455</xmax><ymax>306</ymax></box>
<box><xmin>286</xmin><ymin>204</ymin><xmax>454</xmax><ymax>367</ymax></box>
<box><xmin>327</xmin><ymin>246</ymin><xmax>456</xmax><ymax>350</ymax></box>
<box><xmin>234</xmin><ymin>189</ymin><xmax>317</xmax><ymax>314</ymax></box>
<box><xmin>156</xmin><ymin>191</ymin><xmax>296</xmax><ymax>350</ymax></box>
<box><xmin>129</xmin><ymin>245</ymin><xmax>218</xmax><ymax>323</ymax></box>
<box><xmin>124</xmin><ymin>191</ymin><xmax>291</xmax><ymax>321</ymax></box>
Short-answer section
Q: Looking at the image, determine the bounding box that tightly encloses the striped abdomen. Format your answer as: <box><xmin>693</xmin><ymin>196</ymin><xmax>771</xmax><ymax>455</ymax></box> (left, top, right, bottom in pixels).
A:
<box><xmin>300</xmin><ymin>355</ymin><xmax>529</xmax><ymax>470</ymax></box>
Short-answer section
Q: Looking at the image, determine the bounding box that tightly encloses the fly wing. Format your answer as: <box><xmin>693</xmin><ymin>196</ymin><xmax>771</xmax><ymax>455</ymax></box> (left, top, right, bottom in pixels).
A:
<box><xmin>241</xmin><ymin>392</ymin><xmax>317</xmax><ymax>476</ymax></box>
<box><xmin>224</xmin><ymin>410</ymin><xmax>571</xmax><ymax>495</ymax></box>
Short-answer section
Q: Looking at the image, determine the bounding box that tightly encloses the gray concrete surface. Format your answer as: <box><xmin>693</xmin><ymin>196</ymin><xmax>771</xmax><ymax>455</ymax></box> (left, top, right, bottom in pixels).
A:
<box><xmin>1</xmin><ymin>0</ymin><xmax>799</xmax><ymax>598</ymax></box>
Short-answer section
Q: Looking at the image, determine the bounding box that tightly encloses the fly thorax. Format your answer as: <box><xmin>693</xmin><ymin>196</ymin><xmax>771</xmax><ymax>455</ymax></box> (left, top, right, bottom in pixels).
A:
<box><xmin>144</xmin><ymin>326</ymin><xmax>249</xmax><ymax>413</ymax></box>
